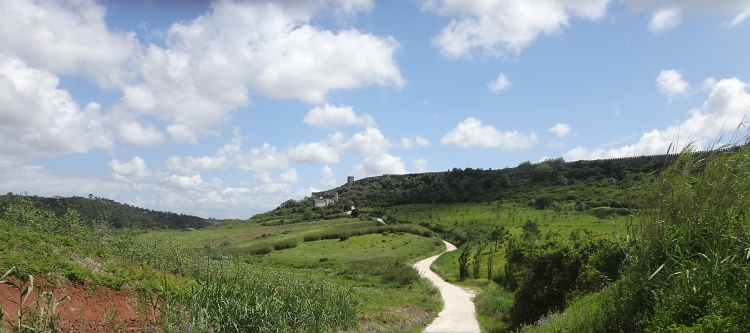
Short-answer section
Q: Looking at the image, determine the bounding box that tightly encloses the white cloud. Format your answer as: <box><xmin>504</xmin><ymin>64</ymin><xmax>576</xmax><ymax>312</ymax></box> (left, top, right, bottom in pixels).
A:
<box><xmin>0</xmin><ymin>165</ymin><xmax>129</xmax><ymax>198</ymax></box>
<box><xmin>160</xmin><ymin>174</ymin><xmax>224</xmax><ymax>192</ymax></box>
<box><xmin>412</xmin><ymin>158</ymin><xmax>429</xmax><ymax>173</ymax></box>
<box><xmin>320</xmin><ymin>166</ymin><xmax>337</xmax><ymax>187</ymax></box>
<box><xmin>342</xmin><ymin>127</ymin><xmax>393</xmax><ymax>156</ymax></box>
<box><xmin>657</xmin><ymin>70</ymin><xmax>690</xmax><ymax>100</ymax></box>
<box><xmin>287</xmin><ymin>141</ymin><xmax>340</xmax><ymax>164</ymax></box>
<box><xmin>564</xmin><ymin>77</ymin><xmax>750</xmax><ymax>161</ymax></box>
<box><xmin>549</xmin><ymin>123</ymin><xmax>572</xmax><ymax>138</ymax></box>
<box><xmin>624</xmin><ymin>0</ymin><xmax>750</xmax><ymax>31</ymax></box>
<box><xmin>303</xmin><ymin>104</ymin><xmax>375</xmax><ymax>129</ymax></box>
<box><xmin>236</xmin><ymin>143</ymin><xmax>290</xmax><ymax>173</ymax></box>
<box><xmin>121</xmin><ymin>1</ymin><xmax>404</xmax><ymax>136</ymax></box>
<box><xmin>649</xmin><ymin>7</ymin><xmax>681</xmax><ymax>32</ymax></box>
<box><xmin>119</xmin><ymin>121</ymin><xmax>166</xmax><ymax>146</ymax></box>
<box><xmin>109</xmin><ymin>157</ymin><xmax>151</xmax><ymax>182</ymax></box>
<box><xmin>488</xmin><ymin>73</ymin><xmax>512</xmax><ymax>92</ymax></box>
<box><xmin>166</xmin><ymin>124</ymin><xmax>198</xmax><ymax>144</ymax></box>
<box><xmin>441</xmin><ymin>117</ymin><xmax>537</xmax><ymax>149</ymax></box>
<box><xmin>353</xmin><ymin>153</ymin><xmax>407</xmax><ymax>177</ymax></box>
<box><xmin>162</xmin><ymin>155</ymin><xmax>231</xmax><ymax>177</ymax></box>
<box><xmin>0</xmin><ymin>56</ymin><xmax>113</xmax><ymax>166</ymax></box>
<box><xmin>423</xmin><ymin>0</ymin><xmax>609</xmax><ymax>58</ymax></box>
<box><xmin>278</xmin><ymin>168</ymin><xmax>302</xmax><ymax>184</ymax></box>
<box><xmin>400</xmin><ymin>136</ymin><xmax>431</xmax><ymax>150</ymax></box>
<box><xmin>702</xmin><ymin>77</ymin><xmax>718</xmax><ymax>91</ymax></box>
<box><xmin>0</xmin><ymin>0</ymin><xmax>139</xmax><ymax>88</ymax></box>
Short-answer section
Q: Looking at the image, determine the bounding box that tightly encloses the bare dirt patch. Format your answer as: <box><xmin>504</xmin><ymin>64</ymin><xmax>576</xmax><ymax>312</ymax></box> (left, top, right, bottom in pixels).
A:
<box><xmin>1</xmin><ymin>278</ymin><xmax>153</xmax><ymax>333</ymax></box>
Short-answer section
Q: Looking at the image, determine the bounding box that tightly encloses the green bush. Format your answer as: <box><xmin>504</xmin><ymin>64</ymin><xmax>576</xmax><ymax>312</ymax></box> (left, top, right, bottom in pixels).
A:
<box><xmin>246</xmin><ymin>244</ymin><xmax>272</xmax><ymax>255</ymax></box>
<box><xmin>272</xmin><ymin>239</ymin><xmax>298</xmax><ymax>250</ymax></box>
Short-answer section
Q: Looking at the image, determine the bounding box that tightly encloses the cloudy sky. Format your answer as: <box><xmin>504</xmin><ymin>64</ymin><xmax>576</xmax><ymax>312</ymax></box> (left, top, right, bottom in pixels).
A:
<box><xmin>1</xmin><ymin>0</ymin><xmax>749</xmax><ymax>218</ymax></box>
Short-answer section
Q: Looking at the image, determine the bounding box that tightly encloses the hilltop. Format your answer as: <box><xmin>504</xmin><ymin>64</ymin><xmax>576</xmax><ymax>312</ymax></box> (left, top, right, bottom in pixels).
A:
<box><xmin>0</xmin><ymin>194</ymin><xmax>210</xmax><ymax>230</ymax></box>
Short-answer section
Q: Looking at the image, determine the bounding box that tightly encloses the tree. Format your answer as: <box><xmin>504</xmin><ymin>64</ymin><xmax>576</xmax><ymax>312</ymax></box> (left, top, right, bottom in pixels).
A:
<box><xmin>592</xmin><ymin>207</ymin><xmax>612</xmax><ymax>224</ymax></box>
<box><xmin>522</xmin><ymin>220</ymin><xmax>541</xmax><ymax>240</ymax></box>
<box><xmin>350</xmin><ymin>208</ymin><xmax>359</xmax><ymax>218</ymax></box>
<box><xmin>458</xmin><ymin>245</ymin><xmax>472</xmax><ymax>280</ymax></box>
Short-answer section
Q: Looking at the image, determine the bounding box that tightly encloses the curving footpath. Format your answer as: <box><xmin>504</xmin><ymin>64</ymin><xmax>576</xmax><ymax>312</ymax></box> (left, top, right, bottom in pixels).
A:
<box><xmin>413</xmin><ymin>240</ymin><xmax>481</xmax><ymax>333</ymax></box>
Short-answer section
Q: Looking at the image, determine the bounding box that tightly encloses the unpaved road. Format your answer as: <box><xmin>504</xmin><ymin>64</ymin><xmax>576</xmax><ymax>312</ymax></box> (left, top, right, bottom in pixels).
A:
<box><xmin>413</xmin><ymin>241</ymin><xmax>480</xmax><ymax>333</ymax></box>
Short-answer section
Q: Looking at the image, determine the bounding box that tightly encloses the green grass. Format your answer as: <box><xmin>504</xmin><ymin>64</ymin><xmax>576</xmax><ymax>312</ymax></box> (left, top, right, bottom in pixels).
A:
<box><xmin>387</xmin><ymin>203</ymin><xmax>633</xmax><ymax>237</ymax></box>
<box><xmin>132</xmin><ymin>218</ymin><xmax>447</xmax><ymax>332</ymax></box>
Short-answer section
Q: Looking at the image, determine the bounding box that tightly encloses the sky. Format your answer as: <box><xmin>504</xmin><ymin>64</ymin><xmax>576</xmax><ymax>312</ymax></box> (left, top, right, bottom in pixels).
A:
<box><xmin>1</xmin><ymin>0</ymin><xmax>749</xmax><ymax>219</ymax></box>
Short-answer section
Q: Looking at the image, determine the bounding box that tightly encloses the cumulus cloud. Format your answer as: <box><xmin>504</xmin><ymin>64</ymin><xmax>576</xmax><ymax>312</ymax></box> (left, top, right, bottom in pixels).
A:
<box><xmin>0</xmin><ymin>0</ymin><xmax>139</xmax><ymax>88</ymax></box>
<box><xmin>235</xmin><ymin>143</ymin><xmax>290</xmax><ymax>173</ymax></box>
<box><xmin>118</xmin><ymin>120</ymin><xmax>166</xmax><ymax>146</ymax></box>
<box><xmin>488</xmin><ymin>73</ymin><xmax>512</xmax><ymax>92</ymax></box>
<box><xmin>278</xmin><ymin>168</ymin><xmax>301</xmax><ymax>183</ymax></box>
<box><xmin>120</xmin><ymin>1</ymin><xmax>404</xmax><ymax>136</ymax></box>
<box><xmin>564</xmin><ymin>78</ymin><xmax>750</xmax><ymax>161</ymax></box>
<box><xmin>353</xmin><ymin>153</ymin><xmax>407</xmax><ymax>177</ymax></box>
<box><xmin>441</xmin><ymin>117</ymin><xmax>537</xmax><ymax>149</ymax></box>
<box><xmin>549</xmin><ymin>123</ymin><xmax>572</xmax><ymax>138</ymax></box>
<box><xmin>162</xmin><ymin>155</ymin><xmax>231</xmax><ymax>177</ymax></box>
<box><xmin>320</xmin><ymin>165</ymin><xmax>337</xmax><ymax>187</ymax></box>
<box><xmin>400</xmin><ymin>136</ymin><xmax>431</xmax><ymax>150</ymax></box>
<box><xmin>657</xmin><ymin>70</ymin><xmax>690</xmax><ymax>101</ymax></box>
<box><xmin>287</xmin><ymin>141</ymin><xmax>340</xmax><ymax>164</ymax></box>
<box><xmin>0</xmin><ymin>56</ymin><xmax>113</xmax><ymax>166</ymax></box>
<box><xmin>160</xmin><ymin>174</ymin><xmax>224</xmax><ymax>192</ymax></box>
<box><xmin>166</xmin><ymin>124</ymin><xmax>198</xmax><ymax>145</ymax></box>
<box><xmin>303</xmin><ymin>104</ymin><xmax>375</xmax><ymax>129</ymax></box>
<box><xmin>109</xmin><ymin>157</ymin><xmax>151</xmax><ymax>182</ymax></box>
<box><xmin>342</xmin><ymin>127</ymin><xmax>392</xmax><ymax>156</ymax></box>
<box><xmin>423</xmin><ymin>0</ymin><xmax>609</xmax><ymax>58</ymax></box>
<box><xmin>412</xmin><ymin>158</ymin><xmax>429</xmax><ymax>173</ymax></box>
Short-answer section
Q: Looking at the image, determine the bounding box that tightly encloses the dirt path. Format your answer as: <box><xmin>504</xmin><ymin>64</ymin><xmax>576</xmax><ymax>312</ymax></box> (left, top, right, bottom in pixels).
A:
<box><xmin>413</xmin><ymin>241</ymin><xmax>480</xmax><ymax>333</ymax></box>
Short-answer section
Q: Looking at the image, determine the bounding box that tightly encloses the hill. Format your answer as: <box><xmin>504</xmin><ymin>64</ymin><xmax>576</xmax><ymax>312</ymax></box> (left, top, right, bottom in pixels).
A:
<box><xmin>252</xmin><ymin>154</ymin><xmax>680</xmax><ymax>226</ymax></box>
<box><xmin>0</xmin><ymin>194</ymin><xmax>209</xmax><ymax>230</ymax></box>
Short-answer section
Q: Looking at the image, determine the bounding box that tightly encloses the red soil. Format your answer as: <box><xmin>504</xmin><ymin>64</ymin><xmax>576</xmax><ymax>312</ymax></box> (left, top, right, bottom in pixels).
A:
<box><xmin>0</xmin><ymin>277</ymin><xmax>155</xmax><ymax>333</ymax></box>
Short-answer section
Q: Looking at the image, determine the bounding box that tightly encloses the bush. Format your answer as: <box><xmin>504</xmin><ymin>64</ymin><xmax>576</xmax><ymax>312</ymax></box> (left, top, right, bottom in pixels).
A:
<box><xmin>272</xmin><ymin>239</ymin><xmax>298</xmax><ymax>250</ymax></box>
<box><xmin>379</xmin><ymin>263</ymin><xmax>420</xmax><ymax>286</ymax></box>
<box><xmin>246</xmin><ymin>244</ymin><xmax>272</xmax><ymax>255</ymax></box>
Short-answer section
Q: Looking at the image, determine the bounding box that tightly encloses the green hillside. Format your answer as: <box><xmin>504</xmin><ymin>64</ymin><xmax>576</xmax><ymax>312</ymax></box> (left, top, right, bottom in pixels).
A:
<box><xmin>0</xmin><ymin>194</ymin><xmax>209</xmax><ymax>230</ymax></box>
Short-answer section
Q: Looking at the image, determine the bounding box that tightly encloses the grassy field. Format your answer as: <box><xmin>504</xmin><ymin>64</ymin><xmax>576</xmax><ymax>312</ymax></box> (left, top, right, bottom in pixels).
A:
<box><xmin>137</xmin><ymin>217</ymin><xmax>447</xmax><ymax>332</ymax></box>
<box><xmin>385</xmin><ymin>203</ymin><xmax>633</xmax><ymax>236</ymax></box>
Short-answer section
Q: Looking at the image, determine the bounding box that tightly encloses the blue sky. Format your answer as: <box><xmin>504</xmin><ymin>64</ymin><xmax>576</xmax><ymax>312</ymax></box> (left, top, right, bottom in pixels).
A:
<box><xmin>1</xmin><ymin>0</ymin><xmax>749</xmax><ymax>218</ymax></box>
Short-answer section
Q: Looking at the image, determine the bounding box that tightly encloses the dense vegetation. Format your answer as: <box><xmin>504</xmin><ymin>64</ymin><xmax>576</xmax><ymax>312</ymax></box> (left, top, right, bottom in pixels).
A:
<box><xmin>0</xmin><ymin>194</ymin><xmax>209</xmax><ymax>230</ymax></box>
<box><xmin>516</xmin><ymin>144</ymin><xmax>750</xmax><ymax>332</ymax></box>
<box><xmin>252</xmin><ymin>156</ymin><xmax>669</xmax><ymax>228</ymax></box>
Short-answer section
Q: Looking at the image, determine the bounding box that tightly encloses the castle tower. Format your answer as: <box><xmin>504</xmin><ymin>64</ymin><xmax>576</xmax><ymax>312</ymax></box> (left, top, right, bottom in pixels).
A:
<box><xmin>347</xmin><ymin>176</ymin><xmax>354</xmax><ymax>186</ymax></box>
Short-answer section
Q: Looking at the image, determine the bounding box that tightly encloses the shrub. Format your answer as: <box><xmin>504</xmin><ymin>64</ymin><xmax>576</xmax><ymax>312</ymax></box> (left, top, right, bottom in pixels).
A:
<box><xmin>379</xmin><ymin>263</ymin><xmax>420</xmax><ymax>286</ymax></box>
<box><xmin>246</xmin><ymin>244</ymin><xmax>272</xmax><ymax>255</ymax></box>
<box><xmin>272</xmin><ymin>239</ymin><xmax>298</xmax><ymax>250</ymax></box>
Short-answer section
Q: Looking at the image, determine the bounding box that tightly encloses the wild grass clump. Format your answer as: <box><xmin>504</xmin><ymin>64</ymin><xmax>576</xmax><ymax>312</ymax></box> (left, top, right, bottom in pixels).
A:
<box><xmin>379</xmin><ymin>262</ymin><xmax>420</xmax><ymax>286</ymax></box>
<box><xmin>520</xmin><ymin>141</ymin><xmax>750</xmax><ymax>332</ymax></box>
<box><xmin>272</xmin><ymin>239</ymin><xmax>298</xmax><ymax>250</ymax></box>
<box><xmin>246</xmin><ymin>244</ymin><xmax>272</xmax><ymax>255</ymax></box>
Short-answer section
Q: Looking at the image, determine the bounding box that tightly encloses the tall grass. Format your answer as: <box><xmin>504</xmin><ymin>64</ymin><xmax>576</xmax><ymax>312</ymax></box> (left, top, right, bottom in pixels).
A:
<box><xmin>520</xmin><ymin>142</ymin><xmax>750</xmax><ymax>332</ymax></box>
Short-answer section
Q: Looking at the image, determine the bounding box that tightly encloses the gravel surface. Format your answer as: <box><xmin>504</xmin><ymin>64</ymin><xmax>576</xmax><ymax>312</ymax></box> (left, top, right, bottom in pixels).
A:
<box><xmin>414</xmin><ymin>240</ymin><xmax>481</xmax><ymax>333</ymax></box>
